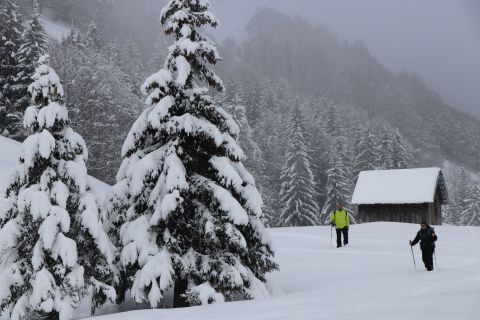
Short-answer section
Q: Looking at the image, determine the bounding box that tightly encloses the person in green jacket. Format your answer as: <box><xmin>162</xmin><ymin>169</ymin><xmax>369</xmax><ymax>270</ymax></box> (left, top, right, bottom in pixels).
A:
<box><xmin>329</xmin><ymin>202</ymin><xmax>350</xmax><ymax>248</ymax></box>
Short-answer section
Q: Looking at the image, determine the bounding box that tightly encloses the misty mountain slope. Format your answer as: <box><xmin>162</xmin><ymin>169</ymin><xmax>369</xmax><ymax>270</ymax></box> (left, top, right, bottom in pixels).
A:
<box><xmin>20</xmin><ymin>3</ymin><xmax>478</xmax><ymax>225</ymax></box>
<box><xmin>234</xmin><ymin>8</ymin><xmax>480</xmax><ymax>171</ymax></box>
<box><xmin>36</xmin><ymin>3</ymin><xmax>480</xmax><ymax>172</ymax></box>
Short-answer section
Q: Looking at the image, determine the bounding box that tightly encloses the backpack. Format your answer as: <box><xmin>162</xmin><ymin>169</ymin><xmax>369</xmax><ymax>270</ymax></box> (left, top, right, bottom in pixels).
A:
<box><xmin>428</xmin><ymin>227</ymin><xmax>438</xmax><ymax>242</ymax></box>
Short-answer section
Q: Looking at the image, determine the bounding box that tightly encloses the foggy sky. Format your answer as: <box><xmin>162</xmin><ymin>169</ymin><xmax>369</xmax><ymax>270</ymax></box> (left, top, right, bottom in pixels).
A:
<box><xmin>211</xmin><ymin>0</ymin><xmax>480</xmax><ymax>118</ymax></box>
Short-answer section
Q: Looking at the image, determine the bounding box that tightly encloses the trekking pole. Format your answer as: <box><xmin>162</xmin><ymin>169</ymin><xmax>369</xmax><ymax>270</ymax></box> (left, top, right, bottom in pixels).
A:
<box><xmin>330</xmin><ymin>225</ymin><xmax>333</xmax><ymax>247</ymax></box>
<box><xmin>410</xmin><ymin>243</ymin><xmax>417</xmax><ymax>271</ymax></box>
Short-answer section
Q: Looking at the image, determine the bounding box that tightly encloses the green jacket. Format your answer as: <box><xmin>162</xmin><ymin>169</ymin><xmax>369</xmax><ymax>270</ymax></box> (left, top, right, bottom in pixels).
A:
<box><xmin>329</xmin><ymin>209</ymin><xmax>350</xmax><ymax>229</ymax></box>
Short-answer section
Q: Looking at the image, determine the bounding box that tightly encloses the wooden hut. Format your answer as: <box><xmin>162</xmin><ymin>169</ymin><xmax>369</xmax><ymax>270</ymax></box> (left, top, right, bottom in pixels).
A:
<box><xmin>351</xmin><ymin>168</ymin><xmax>448</xmax><ymax>225</ymax></box>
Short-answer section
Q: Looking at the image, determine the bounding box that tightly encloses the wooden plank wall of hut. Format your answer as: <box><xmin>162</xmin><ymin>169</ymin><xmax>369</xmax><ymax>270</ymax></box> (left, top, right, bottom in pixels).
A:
<box><xmin>358</xmin><ymin>203</ymin><xmax>441</xmax><ymax>224</ymax></box>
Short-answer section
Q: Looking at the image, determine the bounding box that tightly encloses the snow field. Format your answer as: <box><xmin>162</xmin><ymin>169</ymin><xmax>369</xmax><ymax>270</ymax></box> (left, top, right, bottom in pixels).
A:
<box><xmin>85</xmin><ymin>223</ymin><xmax>480</xmax><ymax>320</ymax></box>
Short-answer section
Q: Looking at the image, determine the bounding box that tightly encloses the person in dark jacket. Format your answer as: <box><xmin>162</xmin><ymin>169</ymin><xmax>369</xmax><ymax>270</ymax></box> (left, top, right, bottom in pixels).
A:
<box><xmin>410</xmin><ymin>221</ymin><xmax>438</xmax><ymax>271</ymax></box>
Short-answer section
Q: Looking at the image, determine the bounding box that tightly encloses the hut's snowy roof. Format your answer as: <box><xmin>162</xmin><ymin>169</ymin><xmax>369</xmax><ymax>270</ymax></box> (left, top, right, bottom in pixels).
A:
<box><xmin>351</xmin><ymin>167</ymin><xmax>448</xmax><ymax>205</ymax></box>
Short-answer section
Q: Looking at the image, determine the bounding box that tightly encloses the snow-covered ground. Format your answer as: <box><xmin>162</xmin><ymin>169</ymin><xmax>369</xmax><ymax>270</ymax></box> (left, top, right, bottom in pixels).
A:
<box><xmin>83</xmin><ymin>223</ymin><xmax>480</xmax><ymax>320</ymax></box>
<box><xmin>0</xmin><ymin>136</ymin><xmax>478</xmax><ymax>320</ymax></box>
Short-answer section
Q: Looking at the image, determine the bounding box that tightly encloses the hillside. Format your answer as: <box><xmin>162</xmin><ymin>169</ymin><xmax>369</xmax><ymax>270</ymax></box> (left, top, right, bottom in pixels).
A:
<box><xmin>233</xmin><ymin>8</ymin><xmax>480</xmax><ymax>171</ymax></box>
<box><xmin>84</xmin><ymin>223</ymin><xmax>480</xmax><ymax>320</ymax></box>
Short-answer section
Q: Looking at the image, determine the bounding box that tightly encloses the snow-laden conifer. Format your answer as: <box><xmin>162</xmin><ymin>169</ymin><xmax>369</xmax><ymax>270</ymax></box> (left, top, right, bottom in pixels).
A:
<box><xmin>0</xmin><ymin>0</ymin><xmax>24</xmax><ymax>138</ymax></box>
<box><xmin>85</xmin><ymin>21</ymin><xmax>102</xmax><ymax>51</ymax></box>
<box><xmin>391</xmin><ymin>128</ymin><xmax>410</xmax><ymax>169</ymax></box>
<box><xmin>13</xmin><ymin>0</ymin><xmax>49</xmax><ymax>136</ymax></box>
<box><xmin>0</xmin><ymin>55</ymin><xmax>116</xmax><ymax>320</ymax></box>
<box><xmin>353</xmin><ymin>126</ymin><xmax>379</xmax><ymax>179</ymax></box>
<box><xmin>321</xmin><ymin>137</ymin><xmax>352</xmax><ymax>223</ymax></box>
<box><xmin>278</xmin><ymin>106</ymin><xmax>319</xmax><ymax>226</ymax></box>
<box><xmin>448</xmin><ymin>167</ymin><xmax>470</xmax><ymax>225</ymax></box>
<box><xmin>378</xmin><ymin>129</ymin><xmax>394</xmax><ymax>169</ymax></box>
<box><xmin>106</xmin><ymin>0</ymin><xmax>277</xmax><ymax>308</ymax></box>
<box><xmin>460</xmin><ymin>183</ymin><xmax>480</xmax><ymax>226</ymax></box>
<box><xmin>222</xmin><ymin>77</ymin><xmax>264</xmax><ymax>182</ymax></box>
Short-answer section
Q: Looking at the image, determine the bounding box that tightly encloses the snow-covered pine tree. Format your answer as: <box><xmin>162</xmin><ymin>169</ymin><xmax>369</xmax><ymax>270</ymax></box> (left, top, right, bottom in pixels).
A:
<box><xmin>222</xmin><ymin>77</ymin><xmax>264</xmax><ymax>180</ymax></box>
<box><xmin>253</xmin><ymin>82</ymin><xmax>287</xmax><ymax>220</ymax></box>
<box><xmin>448</xmin><ymin>167</ymin><xmax>470</xmax><ymax>225</ymax></box>
<box><xmin>0</xmin><ymin>55</ymin><xmax>116</xmax><ymax>320</ymax></box>
<box><xmin>244</xmin><ymin>79</ymin><xmax>267</xmax><ymax>129</ymax></box>
<box><xmin>51</xmin><ymin>26</ymin><xmax>141</xmax><ymax>183</ymax></box>
<box><xmin>460</xmin><ymin>182</ymin><xmax>480</xmax><ymax>226</ymax></box>
<box><xmin>353</xmin><ymin>125</ymin><xmax>379</xmax><ymax>180</ymax></box>
<box><xmin>321</xmin><ymin>136</ymin><xmax>352</xmax><ymax>223</ymax></box>
<box><xmin>308</xmin><ymin>99</ymin><xmax>329</xmax><ymax>215</ymax></box>
<box><xmin>147</xmin><ymin>35</ymin><xmax>170</xmax><ymax>72</ymax></box>
<box><xmin>106</xmin><ymin>0</ymin><xmax>277</xmax><ymax>308</ymax></box>
<box><xmin>13</xmin><ymin>0</ymin><xmax>49</xmax><ymax>139</ymax></box>
<box><xmin>221</xmin><ymin>77</ymin><xmax>273</xmax><ymax>223</ymax></box>
<box><xmin>108</xmin><ymin>37</ymin><xmax>121</xmax><ymax>66</ymax></box>
<box><xmin>0</xmin><ymin>0</ymin><xmax>24</xmax><ymax>138</ymax></box>
<box><xmin>85</xmin><ymin>21</ymin><xmax>102</xmax><ymax>51</ymax></box>
<box><xmin>120</xmin><ymin>36</ymin><xmax>145</xmax><ymax>96</ymax></box>
<box><xmin>63</xmin><ymin>28</ymin><xmax>84</xmax><ymax>49</ymax></box>
<box><xmin>378</xmin><ymin>129</ymin><xmax>394</xmax><ymax>169</ymax></box>
<box><xmin>278</xmin><ymin>105</ymin><xmax>319</xmax><ymax>226</ymax></box>
<box><xmin>391</xmin><ymin>128</ymin><xmax>410</xmax><ymax>169</ymax></box>
<box><xmin>321</xmin><ymin>98</ymin><xmax>341</xmax><ymax>136</ymax></box>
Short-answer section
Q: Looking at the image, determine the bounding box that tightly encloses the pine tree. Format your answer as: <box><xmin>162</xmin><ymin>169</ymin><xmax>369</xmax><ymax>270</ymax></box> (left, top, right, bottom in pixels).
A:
<box><xmin>106</xmin><ymin>0</ymin><xmax>277</xmax><ymax>309</ymax></box>
<box><xmin>85</xmin><ymin>21</ymin><xmax>102</xmax><ymax>51</ymax></box>
<box><xmin>63</xmin><ymin>28</ymin><xmax>84</xmax><ymax>49</ymax></box>
<box><xmin>278</xmin><ymin>106</ymin><xmax>319</xmax><ymax>226</ymax></box>
<box><xmin>308</xmin><ymin>99</ymin><xmax>329</xmax><ymax>214</ymax></box>
<box><xmin>321</xmin><ymin>136</ymin><xmax>352</xmax><ymax>223</ymax></box>
<box><xmin>0</xmin><ymin>55</ymin><xmax>116</xmax><ymax>320</ymax></box>
<box><xmin>120</xmin><ymin>37</ymin><xmax>145</xmax><ymax>96</ymax></box>
<box><xmin>51</xmin><ymin>27</ymin><xmax>141</xmax><ymax>183</ymax></box>
<box><xmin>12</xmin><ymin>0</ymin><xmax>49</xmax><ymax>139</ymax></box>
<box><xmin>322</xmin><ymin>98</ymin><xmax>341</xmax><ymax>135</ymax></box>
<box><xmin>147</xmin><ymin>35</ymin><xmax>170</xmax><ymax>72</ymax></box>
<box><xmin>391</xmin><ymin>128</ymin><xmax>410</xmax><ymax>169</ymax></box>
<box><xmin>460</xmin><ymin>182</ymin><xmax>480</xmax><ymax>226</ymax></box>
<box><xmin>353</xmin><ymin>125</ymin><xmax>379</xmax><ymax>179</ymax></box>
<box><xmin>448</xmin><ymin>167</ymin><xmax>470</xmax><ymax>225</ymax></box>
<box><xmin>0</xmin><ymin>0</ymin><xmax>24</xmax><ymax>137</ymax></box>
<box><xmin>222</xmin><ymin>77</ymin><xmax>264</xmax><ymax>179</ymax></box>
<box><xmin>220</xmin><ymin>78</ymin><xmax>277</xmax><ymax>225</ymax></box>
<box><xmin>378</xmin><ymin>129</ymin><xmax>394</xmax><ymax>169</ymax></box>
<box><xmin>108</xmin><ymin>37</ymin><xmax>121</xmax><ymax>66</ymax></box>
<box><xmin>253</xmin><ymin>82</ymin><xmax>286</xmax><ymax>220</ymax></box>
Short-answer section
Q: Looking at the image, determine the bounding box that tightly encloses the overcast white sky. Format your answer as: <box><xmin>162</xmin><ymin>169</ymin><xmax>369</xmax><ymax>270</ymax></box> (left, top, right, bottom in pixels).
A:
<box><xmin>211</xmin><ymin>0</ymin><xmax>480</xmax><ymax>117</ymax></box>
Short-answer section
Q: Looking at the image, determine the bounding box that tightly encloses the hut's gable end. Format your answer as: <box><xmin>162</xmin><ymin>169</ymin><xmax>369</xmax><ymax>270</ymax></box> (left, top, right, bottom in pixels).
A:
<box><xmin>352</xmin><ymin>167</ymin><xmax>448</xmax><ymax>205</ymax></box>
<box><xmin>353</xmin><ymin>168</ymin><xmax>446</xmax><ymax>225</ymax></box>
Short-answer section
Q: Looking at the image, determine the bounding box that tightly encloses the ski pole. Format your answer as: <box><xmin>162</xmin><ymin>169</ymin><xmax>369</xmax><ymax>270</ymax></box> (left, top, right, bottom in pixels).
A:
<box><xmin>434</xmin><ymin>251</ymin><xmax>437</xmax><ymax>269</ymax></box>
<box><xmin>410</xmin><ymin>242</ymin><xmax>417</xmax><ymax>271</ymax></box>
<box><xmin>330</xmin><ymin>225</ymin><xmax>333</xmax><ymax>247</ymax></box>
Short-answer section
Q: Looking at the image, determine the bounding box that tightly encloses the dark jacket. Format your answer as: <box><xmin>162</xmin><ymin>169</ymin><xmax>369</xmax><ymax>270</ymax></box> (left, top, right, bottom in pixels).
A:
<box><xmin>411</xmin><ymin>226</ymin><xmax>437</xmax><ymax>249</ymax></box>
